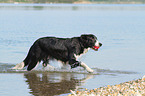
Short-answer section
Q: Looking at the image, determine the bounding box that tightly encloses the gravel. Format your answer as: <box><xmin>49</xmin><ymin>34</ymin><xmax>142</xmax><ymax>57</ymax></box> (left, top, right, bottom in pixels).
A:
<box><xmin>68</xmin><ymin>75</ymin><xmax>145</xmax><ymax>96</ymax></box>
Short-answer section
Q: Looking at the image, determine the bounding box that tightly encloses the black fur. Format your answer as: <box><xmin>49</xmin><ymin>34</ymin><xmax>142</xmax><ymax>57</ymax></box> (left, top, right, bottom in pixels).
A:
<box><xmin>23</xmin><ymin>34</ymin><xmax>102</xmax><ymax>71</ymax></box>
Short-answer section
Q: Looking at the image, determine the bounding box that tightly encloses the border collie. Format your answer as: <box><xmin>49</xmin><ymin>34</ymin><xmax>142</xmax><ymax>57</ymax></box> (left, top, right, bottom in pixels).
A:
<box><xmin>12</xmin><ymin>34</ymin><xmax>102</xmax><ymax>73</ymax></box>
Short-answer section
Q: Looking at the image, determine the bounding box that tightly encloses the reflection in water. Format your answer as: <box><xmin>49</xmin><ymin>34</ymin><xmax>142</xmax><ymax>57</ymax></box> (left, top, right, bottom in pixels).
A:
<box><xmin>24</xmin><ymin>72</ymin><xmax>93</xmax><ymax>96</ymax></box>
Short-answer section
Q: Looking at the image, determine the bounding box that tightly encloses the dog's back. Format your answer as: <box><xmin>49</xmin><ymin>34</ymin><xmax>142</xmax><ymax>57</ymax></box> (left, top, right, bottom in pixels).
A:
<box><xmin>12</xmin><ymin>34</ymin><xmax>102</xmax><ymax>73</ymax></box>
<box><xmin>24</xmin><ymin>37</ymin><xmax>81</xmax><ymax>70</ymax></box>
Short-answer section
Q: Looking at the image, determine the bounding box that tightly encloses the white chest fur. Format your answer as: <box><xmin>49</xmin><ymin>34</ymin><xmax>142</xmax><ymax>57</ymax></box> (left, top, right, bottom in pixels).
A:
<box><xmin>74</xmin><ymin>48</ymin><xmax>90</xmax><ymax>60</ymax></box>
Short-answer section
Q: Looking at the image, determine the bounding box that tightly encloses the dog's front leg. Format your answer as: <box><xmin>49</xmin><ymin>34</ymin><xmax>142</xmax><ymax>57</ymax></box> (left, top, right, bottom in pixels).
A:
<box><xmin>70</xmin><ymin>61</ymin><xmax>81</xmax><ymax>68</ymax></box>
<box><xmin>68</xmin><ymin>48</ymin><xmax>94</xmax><ymax>73</ymax></box>
<box><xmin>68</xmin><ymin>49</ymin><xmax>81</xmax><ymax>69</ymax></box>
<box><xmin>80</xmin><ymin>62</ymin><xmax>94</xmax><ymax>73</ymax></box>
<box><xmin>70</xmin><ymin>61</ymin><xmax>94</xmax><ymax>73</ymax></box>
<box><xmin>68</xmin><ymin>57</ymin><xmax>94</xmax><ymax>73</ymax></box>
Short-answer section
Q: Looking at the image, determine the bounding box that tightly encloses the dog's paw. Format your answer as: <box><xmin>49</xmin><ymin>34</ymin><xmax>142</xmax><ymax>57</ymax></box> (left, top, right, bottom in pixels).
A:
<box><xmin>71</xmin><ymin>62</ymin><xmax>81</xmax><ymax>69</ymax></box>
<box><xmin>87</xmin><ymin>69</ymin><xmax>94</xmax><ymax>73</ymax></box>
<box><xmin>80</xmin><ymin>62</ymin><xmax>94</xmax><ymax>73</ymax></box>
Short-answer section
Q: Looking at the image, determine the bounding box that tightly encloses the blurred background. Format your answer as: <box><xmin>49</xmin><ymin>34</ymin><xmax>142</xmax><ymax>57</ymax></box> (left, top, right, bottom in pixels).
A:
<box><xmin>0</xmin><ymin>0</ymin><xmax>145</xmax><ymax>4</ymax></box>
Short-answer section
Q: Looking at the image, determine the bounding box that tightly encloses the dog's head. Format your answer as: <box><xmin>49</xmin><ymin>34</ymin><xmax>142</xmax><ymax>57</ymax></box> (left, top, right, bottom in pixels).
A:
<box><xmin>80</xmin><ymin>34</ymin><xmax>102</xmax><ymax>51</ymax></box>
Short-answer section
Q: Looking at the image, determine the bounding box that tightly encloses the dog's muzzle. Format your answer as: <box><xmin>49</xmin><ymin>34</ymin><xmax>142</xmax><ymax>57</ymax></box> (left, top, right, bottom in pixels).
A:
<box><xmin>92</xmin><ymin>42</ymin><xmax>102</xmax><ymax>51</ymax></box>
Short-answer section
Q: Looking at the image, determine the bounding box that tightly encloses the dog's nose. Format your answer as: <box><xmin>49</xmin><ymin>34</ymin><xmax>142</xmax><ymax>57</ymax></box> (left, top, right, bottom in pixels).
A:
<box><xmin>99</xmin><ymin>43</ymin><xmax>102</xmax><ymax>47</ymax></box>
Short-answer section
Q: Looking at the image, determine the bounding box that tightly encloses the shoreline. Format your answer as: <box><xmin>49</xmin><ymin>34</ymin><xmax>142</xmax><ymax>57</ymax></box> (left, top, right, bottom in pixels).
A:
<box><xmin>0</xmin><ymin>1</ymin><xmax>145</xmax><ymax>4</ymax></box>
<box><xmin>69</xmin><ymin>75</ymin><xmax>145</xmax><ymax>96</ymax></box>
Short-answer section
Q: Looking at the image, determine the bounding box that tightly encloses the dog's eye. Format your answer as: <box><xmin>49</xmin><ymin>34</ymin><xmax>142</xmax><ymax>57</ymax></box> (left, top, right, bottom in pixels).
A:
<box><xmin>91</xmin><ymin>37</ymin><xmax>94</xmax><ymax>40</ymax></box>
<box><xmin>90</xmin><ymin>38</ymin><xmax>95</xmax><ymax>42</ymax></box>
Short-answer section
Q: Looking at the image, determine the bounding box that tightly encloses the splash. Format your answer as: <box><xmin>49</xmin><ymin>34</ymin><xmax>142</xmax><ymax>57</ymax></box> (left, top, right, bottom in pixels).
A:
<box><xmin>0</xmin><ymin>63</ymin><xmax>137</xmax><ymax>75</ymax></box>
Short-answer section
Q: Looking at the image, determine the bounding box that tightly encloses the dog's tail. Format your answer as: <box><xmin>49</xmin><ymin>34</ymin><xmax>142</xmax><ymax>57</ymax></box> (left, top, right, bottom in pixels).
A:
<box><xmin>12</xmin><ymin>62</ymin><xmax>25</xmax><ymax>70</ymax></box>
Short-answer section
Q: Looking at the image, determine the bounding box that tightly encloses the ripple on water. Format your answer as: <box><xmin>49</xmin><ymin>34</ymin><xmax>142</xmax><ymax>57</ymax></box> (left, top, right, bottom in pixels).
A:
<box><xmin>0</xmin><ymin>63</ymin><xmax>137</xmax><ymax>75</ymax></box>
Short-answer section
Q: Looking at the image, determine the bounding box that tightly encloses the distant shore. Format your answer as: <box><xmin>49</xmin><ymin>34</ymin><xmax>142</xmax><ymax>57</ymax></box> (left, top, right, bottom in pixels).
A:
<box><xmin>0</xmin><ymin>1</ymin><xmax>145</xmax><ymax>4</ymax></box>
<box><xmin>74</xmin><ymin>1</ymin><xmax>145</xmax><ymax>4</ymax></box>
<box><xmin>69</xmin><ymin>75</ymin><xmax>145</xmax><ymax>96</ymax></box>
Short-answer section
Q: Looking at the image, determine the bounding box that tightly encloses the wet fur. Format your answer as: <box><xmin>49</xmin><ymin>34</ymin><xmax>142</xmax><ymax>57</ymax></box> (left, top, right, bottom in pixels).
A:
<box><xmin>13</xmin><ymin>34</ymin><xmax>102</xmax><ymax>72</ymax></box>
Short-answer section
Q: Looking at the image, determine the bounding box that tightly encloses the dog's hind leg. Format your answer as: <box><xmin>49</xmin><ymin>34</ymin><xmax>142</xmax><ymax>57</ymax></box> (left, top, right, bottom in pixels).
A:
<box><xmin>42</xmin><ymin>61</ymin><xmax>48</xmax><ymax>67</ymax></box>
<box><xmin>42</xmin><ymin>56</ymin><xmax>55</xmax><ymax>69</ymax></box>
<box><xmin>42</xmin><ymin>59</ymin><xmax>55</xmax><ymax>69</ymax></box>
<box><xmin>42</xmin><ymin>58</ymin><xmax>49</xmax><ymax>67</ymax></box>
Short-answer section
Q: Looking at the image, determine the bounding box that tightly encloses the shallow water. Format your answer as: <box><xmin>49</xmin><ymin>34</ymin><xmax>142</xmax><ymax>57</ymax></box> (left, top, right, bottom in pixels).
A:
<box><xmin>0</xmin><ymin>4</ymin><xmax>145</xmax><ymax>96</ymax></box>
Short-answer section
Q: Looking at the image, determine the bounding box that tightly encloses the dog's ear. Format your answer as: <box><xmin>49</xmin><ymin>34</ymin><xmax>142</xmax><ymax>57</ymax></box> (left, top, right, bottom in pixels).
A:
<box><xmin>80</xmin><ymin>35</ymin><xmax>88</xmax><ymax>40</ymax></box>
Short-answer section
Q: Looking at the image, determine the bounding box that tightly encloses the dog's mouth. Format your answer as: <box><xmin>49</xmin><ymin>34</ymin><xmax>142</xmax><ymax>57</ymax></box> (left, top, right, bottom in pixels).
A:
<box><xmin>92</xmin><ymin>46</ymin><xmax>100</xmax><ymax>51</ymax></box>
<box><xmin>92</xmin><ymin>42</ymin><xmax>102</xmax><ymax>51</ymax></box>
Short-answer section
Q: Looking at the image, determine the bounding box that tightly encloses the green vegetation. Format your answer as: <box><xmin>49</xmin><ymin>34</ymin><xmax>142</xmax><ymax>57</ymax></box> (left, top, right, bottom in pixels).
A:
<box><xmin>88</xmin><ymin>0</ymin><xmax>145</xmax><ymax>4</ymax></box>
<box><xmin>0</xmin><ymin>0</ymin><xmax>78</xmax><ymax>3</ymax></box>
<box><xmin>0</xmin><ymin>0</ymin><xmax>145</xmax><ymax>4</ymax></box>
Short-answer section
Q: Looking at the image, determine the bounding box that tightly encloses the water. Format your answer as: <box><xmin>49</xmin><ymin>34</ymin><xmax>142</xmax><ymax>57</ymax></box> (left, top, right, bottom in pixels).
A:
<box><xmin>0</xmin><ymin>4</ymin><xmax>145</xmax><ymax>96</ymax></box>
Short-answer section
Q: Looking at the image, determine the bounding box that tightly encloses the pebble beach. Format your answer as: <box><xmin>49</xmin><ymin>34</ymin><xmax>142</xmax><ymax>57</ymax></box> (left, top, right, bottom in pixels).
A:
<box><xmin>69</xmin><ymin>75</ymin><xmax>145</xmax><ymax>96</ymax></box>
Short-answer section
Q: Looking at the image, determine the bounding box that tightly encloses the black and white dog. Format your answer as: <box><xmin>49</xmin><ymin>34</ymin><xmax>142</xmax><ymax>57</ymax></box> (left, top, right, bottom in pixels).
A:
<box><xmin>12</xmin><ymin>34</ymin><xmax>102</xmax><ymax>73</ymax></box>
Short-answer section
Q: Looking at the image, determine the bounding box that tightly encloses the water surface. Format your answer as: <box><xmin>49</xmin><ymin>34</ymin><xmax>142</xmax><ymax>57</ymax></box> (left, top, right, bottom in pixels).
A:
<box><xmin>0</xmin><ymin>4</ymin><xmax>145</xmax><ymax>96</ymax></box>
